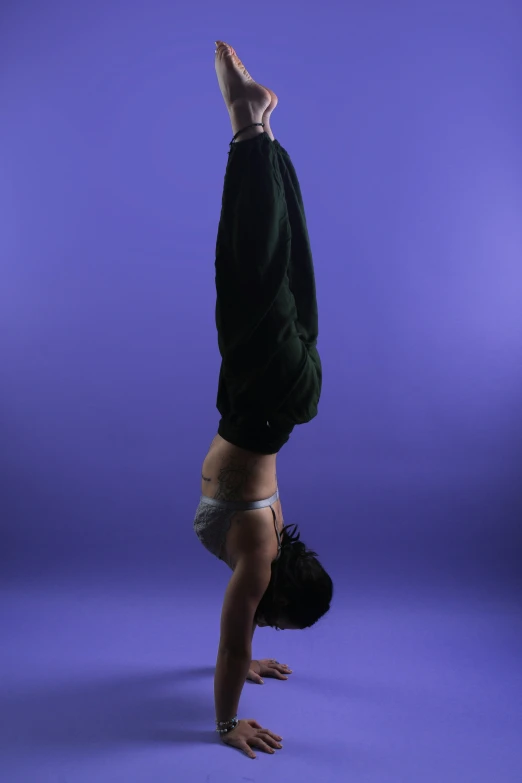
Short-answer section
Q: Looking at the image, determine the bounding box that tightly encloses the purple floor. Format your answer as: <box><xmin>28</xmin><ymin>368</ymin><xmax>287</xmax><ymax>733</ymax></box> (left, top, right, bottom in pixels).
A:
<box><xmin>2</xmin><ymin>582</ymin><xmax>520</xmax><ymax>782</ymax></box>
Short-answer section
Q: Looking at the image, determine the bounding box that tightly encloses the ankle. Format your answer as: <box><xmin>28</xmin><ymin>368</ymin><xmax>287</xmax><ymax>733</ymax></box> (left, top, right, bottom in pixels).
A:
<box><xmin>230</xmin><ymin>122</ymin><xmax>265</xmax><ymax>143</ymax></box>
<box><xmin>230</xmin><ymin>104</ymin><xmax>264</xmax><ymax>136</ymax></box>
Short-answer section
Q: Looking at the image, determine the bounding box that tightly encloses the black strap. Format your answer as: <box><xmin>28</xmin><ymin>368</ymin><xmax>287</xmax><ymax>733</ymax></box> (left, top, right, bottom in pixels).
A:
<box><xmin>230</xmin><ymin>122</ymin><xmax>265</xmax><ymax>144</ymax></box>
<box><xmin>270</xmin><ymin>505</ymin><xmax>283</xmax><ymax>557</ymax></box>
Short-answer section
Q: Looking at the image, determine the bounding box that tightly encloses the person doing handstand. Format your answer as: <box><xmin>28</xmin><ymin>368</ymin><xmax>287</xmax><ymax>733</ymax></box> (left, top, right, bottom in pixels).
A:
<box><xmin>193</xmin><ymin>41</ymin><xmax>333</xmax><ymax>759</ymax></box>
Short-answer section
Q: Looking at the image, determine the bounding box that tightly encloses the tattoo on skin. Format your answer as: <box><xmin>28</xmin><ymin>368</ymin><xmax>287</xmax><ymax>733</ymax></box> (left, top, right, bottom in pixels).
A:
<box><xmin>213</xmin><ymin>458</ymin><xmax>257</xmax><ymax>502</ymax></box>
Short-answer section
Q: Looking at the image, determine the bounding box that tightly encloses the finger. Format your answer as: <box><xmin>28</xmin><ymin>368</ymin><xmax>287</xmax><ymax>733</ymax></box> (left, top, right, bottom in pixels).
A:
<box><xmin>266</xmin><ymin>669</ymin><xmax>288</xmax><ymax>679</ymax></box>
<box><xmin>247</xmin><ymin>719</ymin><xmax>263</xmax><ymax>729</ymax></box>
<box><xmin>266</xmin><ymin>663</ymin><xmax>291</xmax><ymax>673</ymax></box>
<box><xmin>252</xmin><ymin>737</ymin><xmax>277</xmax><ymax>754</ymax></box>
<box><xmin>268</xmin><ymin>660</ymin><xmax>291</xmax><ymax>669</ymax></box>
<box><xmin>242</xmin><ymin>743</ymin><xmax>256</xmax><ymax>759</ymax></box>
<box><xmin>257</xmin><ymin>731</ymin><xmax>283</xmax><ymax>749</ymax></box>
<box><xmin>261</xmin><ymin>730</ymin><xmax>283</xmax><ymax>742</ymax></box>
<box><xmin>247</xmin><ymin>672</ymin><xmax>264</xmax><ymax>684</ymax></box>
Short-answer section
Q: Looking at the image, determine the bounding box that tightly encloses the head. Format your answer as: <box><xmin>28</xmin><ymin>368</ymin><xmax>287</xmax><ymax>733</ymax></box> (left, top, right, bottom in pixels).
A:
<box><xmin>254</xmin><ymin>523</ymin><xmax>333</xmax><ymax>630</ymax></box>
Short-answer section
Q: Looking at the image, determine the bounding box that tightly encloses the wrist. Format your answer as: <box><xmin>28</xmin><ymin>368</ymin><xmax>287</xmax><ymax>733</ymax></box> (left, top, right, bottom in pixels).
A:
<box><xmin>216</xmin><ymin>716</ymin><xmax>239</xmax><ymax>735</ymax></box>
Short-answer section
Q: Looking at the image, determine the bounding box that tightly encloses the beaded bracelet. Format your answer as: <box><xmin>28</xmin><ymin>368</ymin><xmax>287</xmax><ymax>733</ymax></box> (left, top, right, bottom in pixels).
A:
<box><xmin>216</xmin><ymin>716</ymin><xmax>239</xmax><ymax>735</ymax></box>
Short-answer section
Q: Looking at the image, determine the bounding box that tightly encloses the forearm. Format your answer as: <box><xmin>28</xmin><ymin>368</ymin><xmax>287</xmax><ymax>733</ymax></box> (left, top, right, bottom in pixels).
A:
<box><xmin>214</xmin><ymin>647</ymin><xmax>252</xmax><ymax>723</ymax></box>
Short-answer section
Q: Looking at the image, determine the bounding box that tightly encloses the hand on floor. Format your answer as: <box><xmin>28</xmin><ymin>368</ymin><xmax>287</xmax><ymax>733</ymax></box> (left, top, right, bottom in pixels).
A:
<box><xmin>247</xmin><ymin>659</ymin><xmax>293</xmax><ymax>684</ymax></box>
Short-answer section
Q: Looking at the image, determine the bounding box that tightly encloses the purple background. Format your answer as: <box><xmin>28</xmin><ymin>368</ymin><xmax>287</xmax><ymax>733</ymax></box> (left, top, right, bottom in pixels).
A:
<box><xmin>1</xmin><ymin>1</ymin><xmax>521</xmax><ymax>781</ymax></box>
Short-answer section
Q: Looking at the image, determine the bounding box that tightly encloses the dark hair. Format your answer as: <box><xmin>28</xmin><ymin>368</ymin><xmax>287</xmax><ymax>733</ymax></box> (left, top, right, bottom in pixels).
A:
<box><xmin>254</xmin><ymin>523</ymin><xmax>333</xmax><ymax>630</ymax></box>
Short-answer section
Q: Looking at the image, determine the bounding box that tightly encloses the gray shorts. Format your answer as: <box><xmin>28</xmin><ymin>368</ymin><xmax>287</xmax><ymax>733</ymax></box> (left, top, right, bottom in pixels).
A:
<box><xmin>193</xmin><ymin>490</ymin><xmax>280</xmax><ymax>561</ymax></box>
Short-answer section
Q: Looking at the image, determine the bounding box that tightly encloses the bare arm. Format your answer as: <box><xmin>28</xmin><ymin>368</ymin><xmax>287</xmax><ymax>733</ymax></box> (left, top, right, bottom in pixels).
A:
<box><xmin>214</xmin><ymin>555</ymin><xmax>271</xmax><ymax>723</ymax></box>
<box><xmin>214</xmin><ymin>650</ymin><xmax>252</xmax><ymax>724</ymax></box>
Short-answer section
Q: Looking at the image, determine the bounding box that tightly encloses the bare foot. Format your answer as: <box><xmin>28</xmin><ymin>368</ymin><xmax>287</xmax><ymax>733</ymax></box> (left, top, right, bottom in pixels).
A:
<box><xmin>259</xmin><ymin>86</ymin><xmax>278</xmax><ymax>142</ymax></box>
<box><xmin>215</xmin><ymin>41</ymin><xmax>277</xmax><ymax>140</ymax></box>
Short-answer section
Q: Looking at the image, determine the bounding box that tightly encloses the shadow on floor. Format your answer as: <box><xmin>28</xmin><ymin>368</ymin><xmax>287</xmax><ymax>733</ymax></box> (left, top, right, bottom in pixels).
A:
<box><xmin>0</xmin><ymin>667</ymin><xmax>218</xmax><ymax>756</ymax></box>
